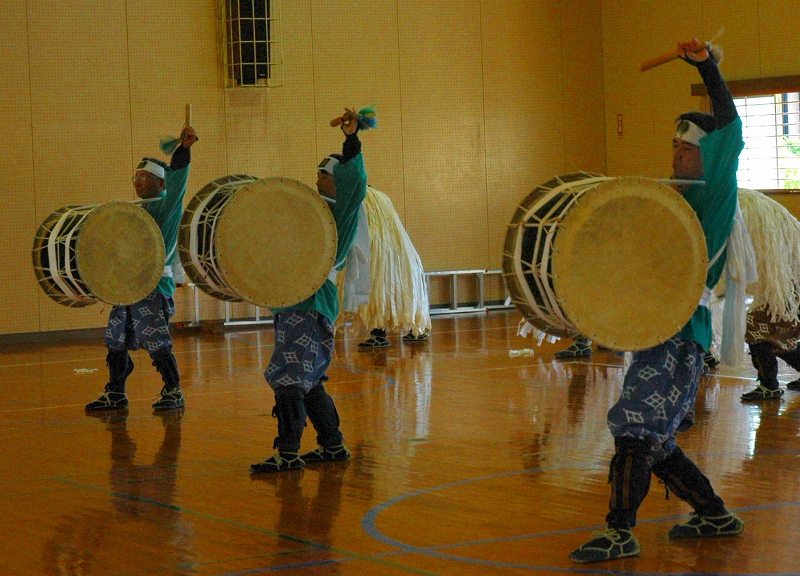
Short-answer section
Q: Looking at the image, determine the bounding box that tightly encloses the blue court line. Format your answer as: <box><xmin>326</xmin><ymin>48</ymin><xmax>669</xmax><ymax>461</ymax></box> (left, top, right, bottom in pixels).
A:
<box><xmin>361</xmin><ymin>463</ymin><xmax>800</xmax><ymax>575</ymax></box>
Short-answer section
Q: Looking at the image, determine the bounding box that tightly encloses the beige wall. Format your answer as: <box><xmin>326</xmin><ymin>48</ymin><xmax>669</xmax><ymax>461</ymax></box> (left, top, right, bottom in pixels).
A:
<box><xmin>1</xmin><ymin>0</ymin><xmax>607</xmax><ymax>336</ymax></box>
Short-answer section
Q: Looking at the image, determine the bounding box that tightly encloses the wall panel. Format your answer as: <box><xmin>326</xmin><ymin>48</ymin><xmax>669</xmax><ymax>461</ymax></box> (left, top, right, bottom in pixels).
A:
<box><xmin>0</xmin><ymin>1</ymin><xmax>39</xmax><ymax>334</ymax></box>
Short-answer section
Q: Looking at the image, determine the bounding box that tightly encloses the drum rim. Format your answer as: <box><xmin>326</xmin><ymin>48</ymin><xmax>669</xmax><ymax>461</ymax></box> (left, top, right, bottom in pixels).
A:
<box><xmin>502</xmin><ymin>173</ymin><xmax>610</xmax><ymax>336</ymax></box>
<box><xmin>76</xmin><ymin>201</ymin><xmax>165</xmax><ymax>305</ymax></box>
<box><xmin>552</xmin><ymin>176</ymin><xmax>708</xmax><ymax>350</ymax></box>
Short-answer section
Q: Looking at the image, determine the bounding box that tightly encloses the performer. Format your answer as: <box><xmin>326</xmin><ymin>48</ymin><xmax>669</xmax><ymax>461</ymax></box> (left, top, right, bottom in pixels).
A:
<box><xmin>570</xmin><ymin>39</ymin><xmax>744</xmax><ymax>563</ymax></box>
<box><xmin>86</xmin><ymin>126</ymin><xmax>198</xmax><ymax>412</ymax></box>
<box><xmin>734</xmin><ymin>187</ymin><xmax>800</xmax><ymax>399</ymax></box>
<box><xmin>335</xmin><ymin>184</ymin><xmax>431</xmax><ymax>349</ymax></box>
<box><xmin>250</xmin><ymin>108</ymin><xmax>369</xmax><ymax>474</ymax></box>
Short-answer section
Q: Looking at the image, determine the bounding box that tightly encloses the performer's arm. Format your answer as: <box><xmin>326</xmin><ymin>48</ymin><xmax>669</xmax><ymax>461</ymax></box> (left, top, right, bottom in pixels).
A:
<box><xmin>339</xmin><ymin>108</ymin><xmax>362</xmax><ymax>162</ymax></box>
<box><xmin>170</xmin><ymin>126</ymin><xmax>197</xmax><ymax>171</ymax></box>
<box><xmin>679</xmin><ymin>40</ymin><xmax>737</xmax><ymax>129</ymax></box>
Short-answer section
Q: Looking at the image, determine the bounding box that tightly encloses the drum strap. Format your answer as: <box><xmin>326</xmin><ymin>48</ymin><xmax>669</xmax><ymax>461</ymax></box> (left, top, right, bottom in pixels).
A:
<box><xmin>48</xmin><ymin>208</ymin><xmax>93</xmax><ymax>301</ymax></box>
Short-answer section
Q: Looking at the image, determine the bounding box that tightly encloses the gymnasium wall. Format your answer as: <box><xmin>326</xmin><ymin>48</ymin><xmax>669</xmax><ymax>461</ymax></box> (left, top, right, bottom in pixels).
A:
<box><xmin>602</xmin><ymin>0</ymin><xmax>800</xmax><ymax>179</ymax></box>
<box><xmin>0</xmin><ymin>0</ymin><xmax>606</xmax><ymax>336</ymax></box>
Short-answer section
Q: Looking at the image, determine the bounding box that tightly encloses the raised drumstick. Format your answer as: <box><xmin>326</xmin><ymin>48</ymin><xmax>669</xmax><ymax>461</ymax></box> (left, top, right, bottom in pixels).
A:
<box><xmin>639</xmin><ymin>42</ymin><xmax>722</xmax><ymax>72</ymax></box>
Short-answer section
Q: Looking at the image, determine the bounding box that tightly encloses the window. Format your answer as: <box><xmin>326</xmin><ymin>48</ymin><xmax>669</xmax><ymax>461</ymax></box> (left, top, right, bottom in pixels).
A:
<box><xmin>735</xmin><ymin>93</ymin><xmax>800</xmax><ymax>189</ymax></box>
<box><xmin>692</xmin><ymin>76</ymin><xmax>800</xmax><ymax>190</ymax></box>
<box><xmin>223</xmin><ymin>0</ymin><xmax>282</xmax><ymax>88</ymax></box>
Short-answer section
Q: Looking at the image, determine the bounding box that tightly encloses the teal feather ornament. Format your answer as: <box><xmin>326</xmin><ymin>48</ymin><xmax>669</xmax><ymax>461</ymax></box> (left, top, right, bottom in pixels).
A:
<box><xmin>330</xmin><ymin>105</ymin><xmax>377</xmax><ymax>130</ymax></box>
<box><xmin>356</xmin><ymin>105</ymin><xmax>377</xmax><ymax>131</ymax></box>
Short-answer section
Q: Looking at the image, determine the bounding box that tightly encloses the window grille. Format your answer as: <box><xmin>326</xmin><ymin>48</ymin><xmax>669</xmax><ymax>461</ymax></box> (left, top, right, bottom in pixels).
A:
<box><xmin>735</xmin><ymin>92</ymin><xmax>800</xmax><ymax>189</ymax></box>
<box><xmin>222</xmin><ymin>0</ymin><xmax>282</xmax><ymax>88</ymax></box>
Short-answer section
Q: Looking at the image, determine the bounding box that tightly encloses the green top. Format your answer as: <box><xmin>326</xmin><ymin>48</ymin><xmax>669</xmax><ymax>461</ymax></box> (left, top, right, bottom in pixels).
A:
<box><xmin>144</xmin><ymin>160</ymin><xmax>191</xmax><ymax>298</ymax></box>
<box><xmin>277</xmin><ymin>152</ymin><xmax>367</xmax><ymax>323</ymax></box>
<box><xmin>677</xmin><ymin>118</ymin><xmax>744</xmax><ymax>351</ymax></box>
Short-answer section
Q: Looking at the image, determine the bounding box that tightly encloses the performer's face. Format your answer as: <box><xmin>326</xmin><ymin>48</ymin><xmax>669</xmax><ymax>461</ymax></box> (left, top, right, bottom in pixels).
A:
<box><xmin>316</xmin><ymin>171</ymin><xmax>336</xmax><ymax>199</ymax></box>
<box><xmin>132</xmin><ymin>170</ymin><xmax>164</xmax><ymax>199</ymax></box>
<box><xmin>671</xmin><ymin>138</ymin><xmax>704</xmax><ymax>183</ymax></box>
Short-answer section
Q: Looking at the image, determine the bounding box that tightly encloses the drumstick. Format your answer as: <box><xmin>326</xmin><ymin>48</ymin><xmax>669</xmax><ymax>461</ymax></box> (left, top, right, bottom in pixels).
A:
<box><xmin>159</xmin><ymin>103</ymin><xmax>193</xmax><ymax>155</ymax></box>
<box><xmin>329</xmin><ymin>106</ymin><xmax>378</xmax><ymax>130</ymax></box>
<box><xmin>639</xmin><ymin>42</ymin><xmax>723</xmax><ymax>72</ymax></box>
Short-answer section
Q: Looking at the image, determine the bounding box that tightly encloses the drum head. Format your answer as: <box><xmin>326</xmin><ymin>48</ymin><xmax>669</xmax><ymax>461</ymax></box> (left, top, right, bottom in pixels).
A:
<box><xmin>214</xmin><ymin>177</ymin><xmax>337</xmax><ymax>308</ymax></box>
<box><xmin>76</xmin><ymin>202</ymin><xmax>165</xmax><ymax>305</ymax></box>
<box><xmin>552</xmin><ymin>177</ymin><xmax>707</xmax><ymax>350</ymax></box>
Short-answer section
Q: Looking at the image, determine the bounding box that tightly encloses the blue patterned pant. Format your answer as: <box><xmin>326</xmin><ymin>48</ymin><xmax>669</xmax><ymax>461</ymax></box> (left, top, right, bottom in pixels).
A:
<box><xmin>264</xmin><ymin>311</ymin><xmax>335</xmax><ymax>393</ymax></box>
<box><xmin>607</xmin><ymin>336</ymin><xmax>704</xmax><ymax>464</ymax></box>
<box><xmin>104</xmin><ymin>290</ymin><xmax>175</xmax><ymax>354</ymax></box>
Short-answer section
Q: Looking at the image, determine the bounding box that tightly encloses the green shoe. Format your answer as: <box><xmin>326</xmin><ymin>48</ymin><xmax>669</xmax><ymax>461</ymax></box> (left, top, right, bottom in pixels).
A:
<box><xmin>668</xmin><ymin>512</ymin><xmax>744</xmax><ymax>539</ymax></box>
<box><xmin>569</xmin><ymin>528</ymin><xmax>640</xmax><ymax>563</ymax></box>
<box><xmin>302</xmin><ymin>444</ymin><xmax>351</xmax><ymax>463</ymax></box>
<box><xmin>250</xmin><ymin>452</ymin><xmax>305</xmax><ymax>474</ymax></box>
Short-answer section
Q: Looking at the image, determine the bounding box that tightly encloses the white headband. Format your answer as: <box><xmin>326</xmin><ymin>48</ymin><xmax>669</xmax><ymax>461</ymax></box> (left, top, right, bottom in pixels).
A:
<box><xmin>318</xmin><ymin>156</ymin><xmax>339</xmax><ymax>175</ymax></box>
<box><xmin>136</xmin><ymin>159</ymin><xmax>165</xmax><ymax>179</ymax></box>
<box><xmin>675</xmin><ymin>120</ymin><xmax>708</xmax><ymax>147</ymax></box>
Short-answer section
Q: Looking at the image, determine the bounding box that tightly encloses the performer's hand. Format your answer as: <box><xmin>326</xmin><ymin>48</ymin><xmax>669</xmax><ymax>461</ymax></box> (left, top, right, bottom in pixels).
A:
<box><xmin>181</xmin><ymin>126</ymin><xmax>198</xmax><ymax>147</ymax></box>
<box><xmin>340</xmin><ymin>108</ymin><xmax>359</xmax><ymax>136</ymax></box>
<box><xmin>678</xmin><ymin>39</ymin><xmax>709</xmax><ymax>64</ymax></box>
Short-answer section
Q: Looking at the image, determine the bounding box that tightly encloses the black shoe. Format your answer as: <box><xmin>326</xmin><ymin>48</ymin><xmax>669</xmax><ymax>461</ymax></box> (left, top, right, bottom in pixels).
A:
<box><xmin>250</xmin><ymin>452</ymin><xmax>305</xmax><ymax>473</ymax></box>
<box><xmin>555</xmin><ymin>340</ymin><xmax>592</xmax><ymax>358</ymax></box>
<box><xmin>358</xmin><ymin>336</ymin><xmax>390</xmax><ymax>349</ymax></box>
<box><xmin>668</xmin><ymin>512</ymin><xmax>744</xmax><ymax>539</ymax></box>
<box><xmin>704</xmin><ymin>352</ymin><xmax>720</xmax><ymax>369</ymax></box>
<box><xmin>740</xmin><ymin>384</ymin><xmax>784</xmax><ymax>401</ymax></box>
<box><xmin>569</xmin><ymin>528</ymin><xmax>640</xmax><ymax>563</ymax></box>
<box><xmin>152</xmin><ymin>388</ymin><xmax>185</xmax><ymax>411</ymax></box>
<box><xmin>302</xmin><ymin>444</ymin><xmax>351</xmax><ymax>463</ymax></box>
<box><xmin>85</xmin><ymin>391</ymin><xmax>129</xmax><ymax>411</ymax></box>
<box><xmin>787</xmin><ymin>380</ymin><xmax>800</xmax><ymax>391</ymax></box>
<box><xmin>402</xmin><ymin>332</ymin><xmax>430</xmax><ymax>342</ymax></box>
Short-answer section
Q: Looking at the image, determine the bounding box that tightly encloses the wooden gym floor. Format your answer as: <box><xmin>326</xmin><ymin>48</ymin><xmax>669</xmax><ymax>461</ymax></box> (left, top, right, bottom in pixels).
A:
<box><xmin>1</xmin><ymin>309</ymin><xmax>798</xmax><ymax>575</ymax></box>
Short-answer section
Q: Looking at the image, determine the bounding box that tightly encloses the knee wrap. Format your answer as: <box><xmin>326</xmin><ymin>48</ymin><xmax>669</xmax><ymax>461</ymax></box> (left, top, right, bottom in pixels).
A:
<box><xmin>151</xmin><ymin>346</ymin><xmax>180</xmax><ymax>391</ymax></box>
<box><xmin>304</xmin><ymin>383</ymin><xmax>343</xmax><ymax>447</ymax></box>
<box><xmin>651</xmin><ymin>446</ymin><xmax>725</xmax><ymax>515</ymax></box>
<box><xmin>748</xmin><ymin>341</ymin><xmax>779</xmax><ymax>386</ymax></box>
<box><xmin>106</xmin><ymin>348</ymin><xmax>134</xmax><ymax>393</ymax></box>
<box><xmin>605</xmin><ymin>437</ymin><xmax>653</xmax><ymax>529</ymax></box>
<box><xmin>272</xmin><ymin>386</ymin><xmax>307</xmax><ymax>452</ymax></box>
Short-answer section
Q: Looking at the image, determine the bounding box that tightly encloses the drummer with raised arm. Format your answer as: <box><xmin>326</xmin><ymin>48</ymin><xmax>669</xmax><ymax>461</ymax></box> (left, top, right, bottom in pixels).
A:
<box><xmin>85</xmin><ymin>125</ymin><xmax>198</xmax><ymax>413</ymax></box>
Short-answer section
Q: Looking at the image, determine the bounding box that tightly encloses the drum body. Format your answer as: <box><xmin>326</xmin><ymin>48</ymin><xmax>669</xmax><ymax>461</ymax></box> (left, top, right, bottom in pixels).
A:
<box><xmin>503</xmin><ymin>173</ymin><xmax>708</xmax><ymax>350</ymax></box>
<box><xmin>179</xmin><ymin>175</ymin><xmax>338</xmax><ymax>309</ymax></box>
<box><xmin>32</xmin><ymin>201</ymin><xmax>165</xmax><ymax>307</ymax></box>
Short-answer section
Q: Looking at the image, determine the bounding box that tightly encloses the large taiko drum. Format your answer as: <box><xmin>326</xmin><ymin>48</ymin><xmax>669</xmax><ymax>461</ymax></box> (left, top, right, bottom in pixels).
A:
<box><xmin>32</xmin><ymin>201</ymin><xmax>165</xmax><ymax>307</ymax></box>
<box><xmin>502</xmin><ymin>173</ymin><xmax>708</xmax><ymax>351</ymax></box>
<box><xmin>178</xmin><ymin>175</ymin><xmax>338</xmax><ymax>308</ymax></box>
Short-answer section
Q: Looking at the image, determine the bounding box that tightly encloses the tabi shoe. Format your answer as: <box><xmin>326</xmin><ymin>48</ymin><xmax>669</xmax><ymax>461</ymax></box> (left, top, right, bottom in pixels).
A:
<box><xmin>555</xmin><ymin>340</ymin><xmax>592</xmax><ymax>359</ymax></box>
<box><xmin>85</xmin><ymin>391</ymin><xmax>129</xmax><ymax>411</ymax></box>
<box><xmin>402</xmin><ymin>332</ymin><xmax>430</xmax><ymax>342</ymax></box>
<box><xmin>152</xmin><ymin>388</ymin><xmax>186</xmax><ymax>411</ymax></box>
<box><xmin>668</xmin><ymin>512</ymin><xmax>744</xmax><ymax>539</ymax></box>
<box><xmin>569</xmin><ymin>528</ymin><xmax>640</xmax><ymax>563</ymax></box>
<box><xmin>358</xmin><ymin>335</ymin><xmax>390</xmax><ymax>349</ymax></box>
<box><xmin>250</xmin><ymin>452</ymin><xmax>305</xmax><ymax>473</ymax></box>
<box><xmin>302</xmin><ymin>444</ymin><xmax>351</xmax><ymax>463</ymax></box>
<box><xmin>787</xmin><ymin>380</ymin><xmax>800</xmax><ymax>391</ymax></box>
<box><xmin>740</xmin><ymin>384</ymin><xmax>784</xmax><ymax>401</ymax></box>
